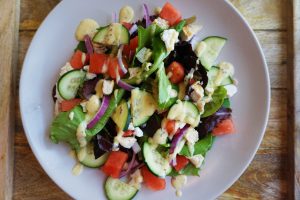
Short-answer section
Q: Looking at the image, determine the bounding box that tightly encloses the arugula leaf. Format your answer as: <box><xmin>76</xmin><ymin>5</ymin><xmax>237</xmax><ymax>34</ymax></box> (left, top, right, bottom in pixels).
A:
<box><xmin>173</xmin><ymin>20</ymin><xmax>186</xmax><ymax>32</ymax></box>
<box><xmin>202</xmin><ymin>86</ymin><xmax>227</xmax><ymax>117</ymax></box>
<box><xmin>50</xmin><ymin>106</ymin><xmax>85</xmax><ymax>150</ymax></box>
<box><xmin>169</xmin><ymin>163</ymin><xmax>200</xmax><ymax>177</ymax></box>
<box><xmin>156</xmin><ymin>65</ymin><xmax>178</xmax><ymax>110</ymax></box>
<box><xmin>179</xmin><ymin>133</ymin><xmax>215</xmax><ymax>157</ymax></box>
<box><xmin>222</xmin><ymin>98</ymin><xmax>231</xmax><ymax>108</ymax></box>
<box><xmin>74</xmin><ymin>41</ymin><xmax>87</xmax><ymax>53</ymax></box>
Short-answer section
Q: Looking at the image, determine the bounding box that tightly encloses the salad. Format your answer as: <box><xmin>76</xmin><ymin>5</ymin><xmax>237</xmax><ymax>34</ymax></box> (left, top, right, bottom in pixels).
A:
<box><xmin>50</xmin><ymin>2</ymin><xmax>237</xmax><ymax>200</ymax></box>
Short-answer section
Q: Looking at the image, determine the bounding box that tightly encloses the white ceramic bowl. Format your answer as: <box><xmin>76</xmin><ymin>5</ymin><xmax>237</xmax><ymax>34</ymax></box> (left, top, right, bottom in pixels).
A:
<box><xmin>20</xmin><ymin>0</ymin><xmax>270</xmax><ymax>199</ymax></box>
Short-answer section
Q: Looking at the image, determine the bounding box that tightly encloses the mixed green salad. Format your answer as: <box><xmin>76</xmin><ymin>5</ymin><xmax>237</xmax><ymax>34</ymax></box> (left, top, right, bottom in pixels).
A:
<box><xmin>50</xmin><ymin>2</ymin><xmax>237</xmax><ymax>199</ymax></box>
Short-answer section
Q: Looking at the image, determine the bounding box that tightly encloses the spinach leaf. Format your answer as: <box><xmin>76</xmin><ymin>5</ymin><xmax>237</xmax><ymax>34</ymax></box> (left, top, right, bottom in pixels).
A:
<box><xmin>222</xmin><ymin>98</ymin><xmax>231</xmax><ymax>108</ymax></box>
<box><xmin>169</xmin><ymin>163</ymin><xmax>200</xmax><ymax>177</ymax></box>
<box><xmin>202</xmin><ymin>86</ymin><xmax>227</xmax><ymax>117</ymax></box>
<box><xmin>74</xmin><ymin>41</ymin><xmax>87</xmax><ymax>53</ymax></box>
<box><xmin>50</xmin><ymin>106</ymin><xmax>85</xmax><ymax>150</ymax></box>
<box><xmin>173</xmin><ymin>20</ymin><xmax>186</xmax><ymax>32</ymax></box>
<box><xmin>179</xmin><ymin>133</ymin><xmax>215</xmax><ymax>157</ymax></box>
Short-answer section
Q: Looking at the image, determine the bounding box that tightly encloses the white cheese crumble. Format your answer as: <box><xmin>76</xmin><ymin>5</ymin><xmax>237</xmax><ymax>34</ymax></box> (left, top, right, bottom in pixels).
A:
<box><xmin>171</xmin><ymin>175</ymin><xmax>187</xmax><ymax>197</ymax></box>
<box><xmin>153</xmin><ymin>17</ymin><xmax>170</xmax><ymax>29</ymax></box>
<box><xmin>69</xmin><ymin>111</ymin><xmax>74</xmax><ymax>121</ymax></box>
<box><xmin>102</xmin><ymin>80</ymin><xmax>114</xmax><ymax>95</ymax></box>
<box><xmin>76</xmin><ymin>121</ymin><xmax>87</xmax><ymax>147</ymax></box>
<box><xmin>161</xmin><ymin>29</ymin><xmax>179</xmax><ymax>52</ymax></box>
<box><xmin>134</xmin><ymin>127</ymin><xmax>144</xmax><ymax>137</ymax></box>
<box><xmin>189</xmin><ymin>154</ymin><xmax>204</xmax><ymax>168</ymax></box>
<box><xmin>224</xmin><ymin>84</ymin><xmax>238</xmax><ymax>97</ymax></box>
<box><xmin>59</xmin><ymin>62</ymin><xmax>73</xmax><ymax>76</ymax></box>
<box><xmin>181</xmin><ymin>23</ymin><xmax>202</xmax><ymax>41</ymax></box>
<box><xmin>129</xmin><ymin>169</ymin><xmax>143</xmax><ymax>189</ymax></box>
<box><xmin>167</xmin><ymin>85</ymin><xmax>178</xmax><ymax>98</ymax></box>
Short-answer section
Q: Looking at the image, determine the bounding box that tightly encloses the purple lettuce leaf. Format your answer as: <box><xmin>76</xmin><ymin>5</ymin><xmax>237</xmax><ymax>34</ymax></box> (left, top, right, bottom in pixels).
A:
<box><xmin>196</xmin><ymin>107</ymin><xmax>232</xmax><ymax>139</ymax></box>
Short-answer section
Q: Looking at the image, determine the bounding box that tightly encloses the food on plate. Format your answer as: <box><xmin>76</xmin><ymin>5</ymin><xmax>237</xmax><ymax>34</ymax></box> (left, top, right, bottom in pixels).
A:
<box><xmin>50</xmin><ymin>2</ymin><xmax>238</xmax><ymax>199</ymax></box>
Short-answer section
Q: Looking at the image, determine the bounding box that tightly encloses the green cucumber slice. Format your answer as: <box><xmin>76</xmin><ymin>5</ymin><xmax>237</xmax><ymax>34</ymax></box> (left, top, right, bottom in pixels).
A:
<box><xmin>200</xmin><ymin>36</ymin><xmax>227</xmax><ymax>70</ymax></box>
<box><xmin>143</xmin><ymin>142</ymin><xmax>172</xmax><ymax>178</ymax></box>
<box><xmin>77</xmin><ymin>142</ymin><xmax>108</xmax><ymax>168</ymax></box>
<box><xmin>105</xmin><ymin>177</ymin><xmax>138</xmax><ymax>200</ymax></box>
<box><xmin>111</xmin><ymin>100</ymin><xmax>131</xmax><ymax>131</ymax></box>
<box><xmin>93</xmin><ymin>23</ymin><xmax>130</xmax><ymax>46</ymax></box>
<box><xmin>167</xmin><ymin>101</ymin><xmax>200</xmax><ymax>127</ymax></box>
<box><xmin>131</xmin><ymin>88</ymin><xmax>156</xmax><ymax>127</ymax></box>
<box><xmin>208</xmin><ymin>66</ymin><xmax>233</xmax><ymax>86</ymax></box>
<box><xmin>57</xmin><ymin>70</ymin><xmax>86</xmax><ymax>100</ymax></box>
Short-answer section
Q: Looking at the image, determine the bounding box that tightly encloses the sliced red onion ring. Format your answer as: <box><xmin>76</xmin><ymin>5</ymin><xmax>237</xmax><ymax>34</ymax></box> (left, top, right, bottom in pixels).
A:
<box><xmin>117</xmin><ymin>45</ymin><xmax>128</xmax><ymax>74</ymax></box>
<box><xmin>87</xmin><ymin>95</ymin><xmax>110</xmax><ymax>129</ymax></box>
<box><xmin>143</xmin><ymin>4</ymin><xmax>151</xmax><ymax>27</ymax></box>
<box><xmin>84</xmin><ymin>35</ymin><xmax>93</xmax><ymax>54</ymax></box>
<box><xmin>120</xmin><ymin>153</ymin><xmax>136</xmax><ymax>178</ymax></box>
<box><xmin>117</xmin><ymin>79</ymin><xmax>135</xmax><ymax>91</ymax></box>
<box><xmin>169</xmin><ymin>124</ymin><xmax>190</xmax><ymax>154</ymax></box>
<box><xmin>112</xmin><ymin>12</ymin><xmax>117</xmax><ymax>23</ymax></box>
<box><xmin>132</xmin><ymin>142</ymin><xmax>141</xmax><ymax>153</ymax></box>
<box><xmin>129</xmin><ymin>24</ymin><xmax>138</xmax><ymax>35</ymax></box>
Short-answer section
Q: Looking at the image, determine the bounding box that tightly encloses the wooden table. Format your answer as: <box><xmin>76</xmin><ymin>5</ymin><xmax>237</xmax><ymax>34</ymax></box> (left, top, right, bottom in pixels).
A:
<box><xmin>0</xmin><ymin>0</ymin><xmax>298</xmax><ymax>199</ymax></box>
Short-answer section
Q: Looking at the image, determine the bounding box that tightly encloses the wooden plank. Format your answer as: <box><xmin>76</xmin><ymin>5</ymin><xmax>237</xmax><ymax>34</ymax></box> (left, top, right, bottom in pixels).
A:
<box><xmin>220</xmin><ymin>149</ymin><xmax>288</xmax><ymax>200</ymax></box>
<box><xmin>229</xmin><ymin>0</ymin><xmax>287</xmax><ymax>30</ymax></box>
<box><xmin>19</xmin><ymin>0</ymin><xmax>286</xmax><ymax>31</ymax></box>
<box><xmin>20</xmin><ymin>0</ymin><xmax>60</xmax><ymax>31</ymax></box>
<box><xmin>0</xmin><ymin>0</ymin><xmax>20</xmax><ymax>199</ymax></box>
<box><xmin>287</xmin><ymin>0</ymin><xmax>300</xmax><ymax>199</ymax></box>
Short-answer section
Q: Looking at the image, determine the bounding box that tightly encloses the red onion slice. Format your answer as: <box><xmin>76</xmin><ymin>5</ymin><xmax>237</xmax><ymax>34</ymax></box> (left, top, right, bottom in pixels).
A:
<box><xmin>129</xmin><ymin>24</ymin><xmax>138</xmax><ymax>35</ymax></box>
<box><xmin>117</xmin><ymin>79</ymin><xmax>135</xmax><ymax>91</ymax></box>
<box><xmin>84</xmin><ymin>35</ymin><xmax>94</xmax><ymax>54</ymax></box>
<box><xmin>87</xmin><ymin>95</ymin><xmax>110</xmax><ymax>129</ymax></box>
<box><xmin>132</xmin><ymin>142</ymin><xmax>141</xmax><ymax>153</ymax></box>
<box><xmin>120</xmin><ymin>153</ymin><xmax>136</xmax><ymax>178</ymax></box>
<box><xmin>143</xmin><ymin>4</ymin><xmax>151</xmax><ymax>27</ymax></box>
<box><xmin>169</xmin><ymin>124</ymin><xmax>190</xmax><ymax>154</ymax></box>
<box><xmin>117</xmin><ymin>45</ymin><xmax>128</xmax><ymax>74</ymax></box>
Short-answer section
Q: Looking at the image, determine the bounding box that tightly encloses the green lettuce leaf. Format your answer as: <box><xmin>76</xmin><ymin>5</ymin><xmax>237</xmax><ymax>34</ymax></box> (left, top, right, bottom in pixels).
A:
<box><xmin>179</xmin><ymin>133</ymin><xmax>215</xmax><ymax>157</ymax></box>
<box><xmin>202</xmin><ymin>86</ymin><xmax>227</xmax><ymax>117</ymax></box>
<box><xmin>50</xmin><ymin>106</ymin><xmax>85</xmax><ymax>150</ymax></box>
<box><xmin>156</xmin><ymin>65</ymin><xmax>178</xmax><ymax>111</ymax></box>
<box><xmin>222</xmin><ymin>98</ymin><xmax>231</xmax><ymax>108</ymax></box>
<box><xmin>173</xmin><ymin>20</ymin><xmax>186</xmax><ymax>32</ymax></box>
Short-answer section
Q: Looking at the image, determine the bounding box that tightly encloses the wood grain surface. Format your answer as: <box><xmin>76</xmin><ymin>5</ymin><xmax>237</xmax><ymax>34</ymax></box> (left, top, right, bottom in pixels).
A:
<box><xmin>0</xmin><ymin>0</ymin><xmax>20</xmax><ymax>199</ymax></box>
<box><xmin>13</xmin><ymin>0</ymin><xmax>290</xmax><ymax>199</ymax></box>
<box><xmin>287</xmin><ymin>0</ymin><xmax>300</xmax><ymax>199</ymax></box>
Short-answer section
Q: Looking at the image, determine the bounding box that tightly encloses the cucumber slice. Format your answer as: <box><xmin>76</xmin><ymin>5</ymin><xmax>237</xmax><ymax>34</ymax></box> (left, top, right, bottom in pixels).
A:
<box><xmin>93</xmin><ymin>23</ymin><xmax>130</xmax><ymax>46</ymax></box>
<box><xmin>167</xmin><ymin>100</ymin><xmax>200</xmax><ymax>127</ymax></box>
<box><xmin>105</xmin><ymin>177</ymin><xmax>138</xmax><ymax>200</ymax></box>
<box><xmin>111</xmin><ymin>100</ymin><xmax>131</xmax><ymax>131</ymax></box>
<box><xmin>77</xmin><ymin>142</ymin><xmax>108</xmax><ymax>168</ymax></box>
<box><xmin>131</xmin><ymin>88</ymin><xmax>156</xmax><ymax>127</ymax></box>
<box><xmin>143</xmin><ymin>142</ymin><xmax>172</xmax><ymax>177</ymax></box>
<box><xmin>208</xmin><ymin>67</ymin><xmax>233</xmax><ymax>86</ymax></box>
<box><xmin>200</xmin><ymin>36</ymin><xmax>227</xmax><ymax>70</ymax></box>
<box><xmin>57</xmin><ymin>70</ymin><xmax>86</xmax><ymax>100</ymax></box>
